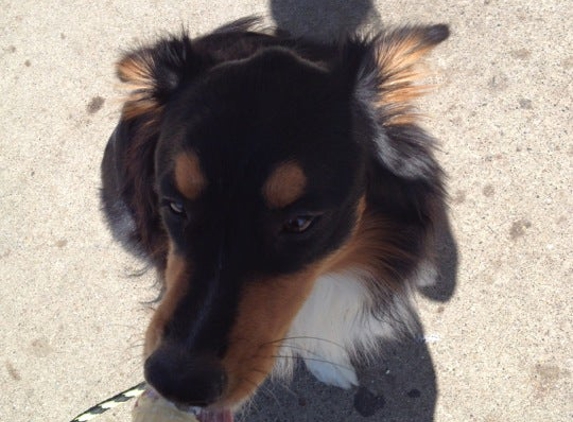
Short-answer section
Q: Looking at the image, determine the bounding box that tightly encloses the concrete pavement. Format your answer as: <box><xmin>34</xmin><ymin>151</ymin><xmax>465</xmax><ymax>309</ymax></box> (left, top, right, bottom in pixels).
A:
<box><xmin>1</xmin><ymin>1</ymin><xmax>571</xmax><ymax>421</ymax></box>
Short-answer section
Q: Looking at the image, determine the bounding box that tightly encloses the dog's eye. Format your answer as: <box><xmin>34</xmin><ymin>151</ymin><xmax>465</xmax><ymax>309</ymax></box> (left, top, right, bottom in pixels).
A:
<box><xmin>282</xmin><ymin>215</ymin><xmax>317</xmax><ymax>233</ymax></box>
<box><xmin>168</xmin><ymin>201</ymin><xmax>185</xmax><ymax>216</ymax></box>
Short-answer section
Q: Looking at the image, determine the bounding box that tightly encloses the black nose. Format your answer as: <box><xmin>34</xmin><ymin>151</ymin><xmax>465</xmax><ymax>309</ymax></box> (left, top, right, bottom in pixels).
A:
<box><xmin>144</xmin><ymin>345</ymin><xmax>226</xmax><ymax>407</ymax></box>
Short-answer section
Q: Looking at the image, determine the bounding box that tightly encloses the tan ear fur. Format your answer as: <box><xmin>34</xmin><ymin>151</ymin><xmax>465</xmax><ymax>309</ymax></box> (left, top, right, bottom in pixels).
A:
<box><xmin>365</xmin><ymin>25</ymin><xmax>449</xmax><ymax>126</ymax></box>
<box><xmin>116</xmin><ymin>51</ymin><xmax>161</xmax><ymax>120</ymax></box>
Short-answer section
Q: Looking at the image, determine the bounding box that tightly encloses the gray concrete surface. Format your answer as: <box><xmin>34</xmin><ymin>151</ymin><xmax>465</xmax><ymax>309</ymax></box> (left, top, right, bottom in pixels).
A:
<box><xmin>1</xmin><ymin>1</ymin><xmax>571</xmax><ymax>421</ymax></box>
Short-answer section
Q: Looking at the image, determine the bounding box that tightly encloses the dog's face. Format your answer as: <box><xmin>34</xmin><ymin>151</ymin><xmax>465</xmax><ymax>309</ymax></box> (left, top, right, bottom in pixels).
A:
<box><xmin>148</xmin><ymin>48</ymin><xmax>367</xmax><ymax>408</ymax></box>
<box><xmin>104</xmin><ymin>21</ymin><xmax>448</xmax><ymax>418</ymax></box>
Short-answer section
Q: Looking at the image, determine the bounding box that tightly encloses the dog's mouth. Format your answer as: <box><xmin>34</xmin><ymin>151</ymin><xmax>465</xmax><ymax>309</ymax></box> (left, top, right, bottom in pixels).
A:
<box><xmin>137</xmin><ymin>388</ymin><xmax>234</xmax><ymax>422</ymax></box>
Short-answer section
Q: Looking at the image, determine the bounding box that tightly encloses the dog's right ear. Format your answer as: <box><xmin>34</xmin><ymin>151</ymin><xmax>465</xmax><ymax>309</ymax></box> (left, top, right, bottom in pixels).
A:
<box><xmin>101</xmin><ymin>36</ymin><xmax>202</xmax><ymax>268</ymax></box>
<box><xmin>117</xmin><ymin>35</ymin><xmax>200</xmax><ymax>120</ymax></box>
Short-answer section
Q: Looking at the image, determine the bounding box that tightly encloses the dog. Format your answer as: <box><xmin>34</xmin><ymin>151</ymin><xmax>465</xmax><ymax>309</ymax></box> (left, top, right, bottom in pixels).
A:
<box><xmin>101</xmin><ymin>17</ymin><xmax>449</xmax><ymax>421</ymax></box>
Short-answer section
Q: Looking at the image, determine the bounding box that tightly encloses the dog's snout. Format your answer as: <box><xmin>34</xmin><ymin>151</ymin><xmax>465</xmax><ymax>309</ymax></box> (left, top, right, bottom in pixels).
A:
<box><xmin>144</xmin><ymin>345</ymin><xmax>227</xmax><ymax>407</ymax></box>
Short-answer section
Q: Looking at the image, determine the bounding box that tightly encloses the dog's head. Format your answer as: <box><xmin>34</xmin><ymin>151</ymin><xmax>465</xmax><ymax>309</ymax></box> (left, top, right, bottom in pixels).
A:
<box><xmin>109</xmin><ymin>21</ymin><xmax>448</xmax><ymax>418</ymax></box>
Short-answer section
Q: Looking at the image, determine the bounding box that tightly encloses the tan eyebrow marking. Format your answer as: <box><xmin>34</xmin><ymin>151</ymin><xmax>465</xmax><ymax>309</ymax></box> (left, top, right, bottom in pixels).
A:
<box><xmin>263</xmin><ymin>161</ymin><xmax>307</xmax><ymax>209</ymax></box>
<box><xmin>174</xmin><ymin>151</ymin><xmax>207</xmax><ymax>200</ymax></box>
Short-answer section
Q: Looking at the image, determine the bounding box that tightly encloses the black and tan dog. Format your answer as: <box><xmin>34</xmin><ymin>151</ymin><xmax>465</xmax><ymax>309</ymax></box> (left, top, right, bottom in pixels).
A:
<box><xmin>101</xmin><ymin>17</ymin><xmax>449</xmax><ymax>421</ymax></box>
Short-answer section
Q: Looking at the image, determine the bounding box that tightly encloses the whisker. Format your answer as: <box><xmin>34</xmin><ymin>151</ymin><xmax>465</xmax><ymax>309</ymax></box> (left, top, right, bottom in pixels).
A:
<box><xmin>271</xmin><ymin>355</ymin><xmax>354</xmax><ymax>371</ymax></box>
<box><xmin>277</xmin><ymin>343</ymin><xmax>327</xmax><ymax>358</ymax></box>
<box><xmin>224</xmin><ymin>365</ymin><xmax>282</xmax><ymax>412</ymax></box>
<box><xmin>247</xmin><ymin>373</ymin><xmax>282</xmax><ymax>409</ymax></box>
<box><xmin>236</xmin><ymin>390</ymin><xmax>261</xmax><ymax>417</ymax></box>
<box><xmin>235</xmin><ymin>374</ymin><xmax>279</xmax><ymax>412</ymax></box>
<box><xmin>248</xmin><ymin>366</ymin><xmax>296</xmax><ymax>398</ymax></box>
<box><xmin>261</xmin><ymin>335</ymin><xmax>347</xmax><ymax>351</ymax></box>
<box><xmin>125</xmin><ymin>342</ymin><xmax>145</xmax><ymax>351</ymax></box>
<box><xmin>264</xmin><ymin>375</ymin><xmax>299</xmax><ymax>400</ymax></box>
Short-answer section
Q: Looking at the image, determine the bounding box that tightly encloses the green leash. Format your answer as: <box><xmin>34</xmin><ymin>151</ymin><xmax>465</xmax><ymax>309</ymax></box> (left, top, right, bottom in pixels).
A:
<box><xmin>70</xmin><ymin>382</ymin><xmax>147</xmax><ymax>421</ymax></box>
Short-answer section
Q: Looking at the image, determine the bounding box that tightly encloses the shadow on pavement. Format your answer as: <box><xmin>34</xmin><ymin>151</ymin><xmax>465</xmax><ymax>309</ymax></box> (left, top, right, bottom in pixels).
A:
<box><xmin>270</xmin><ymin>0</ymin><xmax>380</xmax><ymax>41</ymax></box>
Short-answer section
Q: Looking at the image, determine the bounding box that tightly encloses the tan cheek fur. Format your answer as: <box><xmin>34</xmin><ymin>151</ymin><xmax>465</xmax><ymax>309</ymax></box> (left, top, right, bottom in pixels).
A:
<box><xmin>144</xmin><ymin>246</ymin><xmax>190</xmax><ymax>358</ymax></box>
<box><xmin>220</xmin><ymin>268</ymin><xmax>320</xmax><ymax>407</ymax></box>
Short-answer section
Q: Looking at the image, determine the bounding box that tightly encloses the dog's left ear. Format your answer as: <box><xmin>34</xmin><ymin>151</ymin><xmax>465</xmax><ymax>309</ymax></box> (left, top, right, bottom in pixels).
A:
<box><xmin>352</xmin><ymin>25</ymin><xmax>449</xmax><ymax>182</ymax></box>
<box><xmin>117</xmin><ymin>35</ymin><xmax>201</xmax><ymax>120</ymax></box>
<box><xmin>341</xmin><ymin>26</ymin><xmax>450</xmax><ymax>282</ymax></box>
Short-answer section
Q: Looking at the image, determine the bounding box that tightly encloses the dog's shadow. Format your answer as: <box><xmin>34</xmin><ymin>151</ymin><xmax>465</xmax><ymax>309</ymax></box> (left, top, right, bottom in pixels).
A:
<box><xmin>238</xmin><ymin>3</ymin><xmax>459</xmax><ymax>420</ymax></box>
<box><xmin>269</xmin><ymin>0</ymin><xmax>381</xmax><ymax>41</ymax></box>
